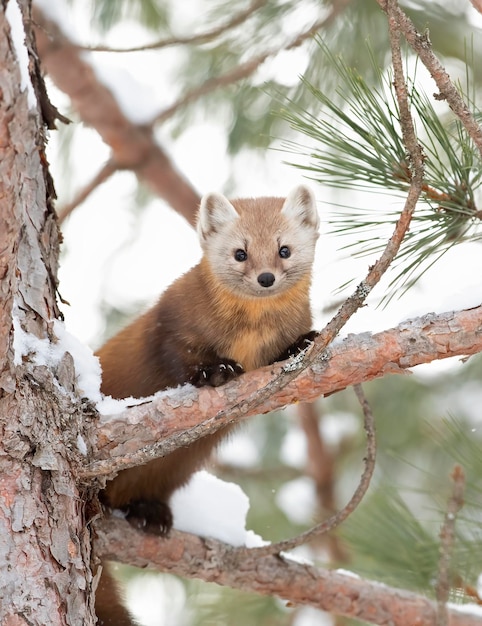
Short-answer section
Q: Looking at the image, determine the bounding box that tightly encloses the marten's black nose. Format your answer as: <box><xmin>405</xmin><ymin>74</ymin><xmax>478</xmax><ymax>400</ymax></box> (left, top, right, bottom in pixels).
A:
<box><xmin>257</xmin><ymin>272</ymin><xmax>275</xmax><ymax>288</ymax></box>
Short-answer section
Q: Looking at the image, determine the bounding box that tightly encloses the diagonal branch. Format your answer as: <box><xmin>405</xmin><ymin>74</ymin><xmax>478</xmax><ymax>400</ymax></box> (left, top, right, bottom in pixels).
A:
<box><xmin>299</xmin><ymin>0</ymin><xmax>424</xmax><ymax>367</ymax></box>
<box><xmin>33</xmin><ymin>5</ymin><xmax>201</xmax><ymax>225</ymax></box>
<box><xmin>94</xmin><ymin>518</ymin><xmax>482</xmax><ymax>626</ymax></box>
<box><xmin>376</xmin><ymin>0</ymin><xmax>482</xmax><ymax>158</ymax></box>
<box><xmin>57</xmin><ymin>159</ymin><xmax>118</xmax><ymax>224</ymax></box>
<box><xmin>199</xmin><ymin>0</ymin><xmax>426</xmax><ymax>433</ymax></box>
<box><xmin>154</xmin><ymin>0</ymin><xmax>353</xmax><ymax>125</ymax></box>
<box><xmin>84</xmin><ymin>0</ymin><xmax>267</xmax><ymax>53</ymax></box>
<box><xmin>81</xmin><ymin>305</ymin><xmax>482</xmax><ymax>482</ymax></box>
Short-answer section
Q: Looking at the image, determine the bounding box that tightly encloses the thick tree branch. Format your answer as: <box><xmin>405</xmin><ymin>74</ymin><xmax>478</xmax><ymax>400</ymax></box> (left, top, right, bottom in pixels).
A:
<box><xmin>94</xmin><ymin>518</ymin><xmax>482</xmax><ymax>626</ymax></box>
<box><xmin>1</xmin><ymin>3</ymin><xmax>95</xmax><ymax>623</ymax></box>
<box><xmin>82</xmin><ymin>305</ymin><xmax>482</xmax><ymax>481</ymax></box>
<box><xmin>33</xmin><ymin>5</ymin><xmax>201</xmax><ymax>226</ymax></box>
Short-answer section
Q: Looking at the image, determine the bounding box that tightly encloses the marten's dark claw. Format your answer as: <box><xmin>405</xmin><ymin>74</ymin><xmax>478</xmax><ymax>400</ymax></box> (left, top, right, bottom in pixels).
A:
<box><xmin>275</xmin><ymin>330</ymin><xmax>319</xmax><ymax>362</ymax></box>
<box><xmin>189</xmin><ymin>359</ymin><xmax>244</xmax><ymax>387</ymax></box>
<box><xmin>124</xmin><ymin>499</ymin><xmax>173</xmax><ymax>537</ymax></box>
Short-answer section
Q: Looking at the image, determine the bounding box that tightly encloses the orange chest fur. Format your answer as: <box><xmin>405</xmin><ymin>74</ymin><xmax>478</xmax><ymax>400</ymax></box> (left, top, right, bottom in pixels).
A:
<box><xmin>208</xmin><ymin>279</ymin><xmax>311</xmax><ymax>371</ymax></box>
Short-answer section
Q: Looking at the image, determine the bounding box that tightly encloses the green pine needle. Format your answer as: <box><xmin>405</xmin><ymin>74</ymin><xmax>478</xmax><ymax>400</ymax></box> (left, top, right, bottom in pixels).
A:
<box><xmin>281</xmin><ymin>41</ymin><xmax>482</xmax><ymax>302</ymax></box>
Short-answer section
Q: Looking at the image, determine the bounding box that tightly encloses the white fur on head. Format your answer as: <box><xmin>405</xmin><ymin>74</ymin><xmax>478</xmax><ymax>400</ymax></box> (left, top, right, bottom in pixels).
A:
<box><xmin>197</xmin><ymin>192</ymin><xmax>239</xmax><ymax>242</ymax></box>
<box><xmin>281</xmin><ymin>185</ymin><xmax>319</xmax><ymax>230</ymax></box>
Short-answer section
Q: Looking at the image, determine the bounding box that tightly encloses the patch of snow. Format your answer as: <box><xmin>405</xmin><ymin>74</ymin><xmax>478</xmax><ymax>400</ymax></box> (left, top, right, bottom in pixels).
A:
<box><xmin>53</xmin><ymin>319</ymin><xmax>102</xmax><ymax>402</ymax></box>
<box><xmin>96</xmin><ymin>394</ymin><xmax>154</xmax><ymax>416</ymax></box>
<box><xmin>335</xmin><ymin>568</ymin><xmax>361</xmax><ymax>578</ymax></box>
<box><xmin>13</xmin><ymin>312</ymin><xmax>103</xmax><ymax>403</ymax></box>
<box><xmin>282</xmin><ymin>545</ymin><xmax>315</xmax><ymax>566</ymax></box>
<box><xmin>171</xmin><ymin>470</ymin><xmax>266</xmax><ymax>547</ymax></box>
<box><xmin>6</xmin><ymin>0</ymin><xmax>37</xmax><ymax>108</ymax></box>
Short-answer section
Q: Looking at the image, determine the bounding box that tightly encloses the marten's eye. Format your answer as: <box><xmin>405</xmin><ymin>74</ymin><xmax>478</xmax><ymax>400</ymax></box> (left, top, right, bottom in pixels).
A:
<box><xmin>234</xmin><ymin>249</ymin><xmax>248</xmax><ymax>262</ymax></box>
<box><xmin>279</xmin><ymin>246</ymin><xmax>291</xmax><ymax>259</ymax></box>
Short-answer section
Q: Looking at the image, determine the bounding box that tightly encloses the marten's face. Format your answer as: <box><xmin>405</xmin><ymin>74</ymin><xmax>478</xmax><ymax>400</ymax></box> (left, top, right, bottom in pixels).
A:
<box><xmin>197</xmin><ymin>186</ymin><xmax>319</xmax><ymax>298</ymax></box>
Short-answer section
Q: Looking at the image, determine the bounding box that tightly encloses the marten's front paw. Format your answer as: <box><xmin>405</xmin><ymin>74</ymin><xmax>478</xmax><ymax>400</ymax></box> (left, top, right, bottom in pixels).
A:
<box><xmin>189</xmin><ymin>359</ymin><xmax>244</xmax><ymax>387</ymax></box>
<box><xmin>124</xmin><ymin>499</ymin><xmax>173</xmax><ymax>536</ymax></box>
<box><xmin>275</xmin><ymin>330</ymin><xmax>319</xmax><ymax>362</ymax></box>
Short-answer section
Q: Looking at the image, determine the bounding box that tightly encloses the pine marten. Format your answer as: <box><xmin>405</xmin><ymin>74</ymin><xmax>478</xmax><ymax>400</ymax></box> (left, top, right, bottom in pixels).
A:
<box><xmin>95</xmin><ymin>185</ymin><xmax>319</xmax><ymax>625</ymax></box>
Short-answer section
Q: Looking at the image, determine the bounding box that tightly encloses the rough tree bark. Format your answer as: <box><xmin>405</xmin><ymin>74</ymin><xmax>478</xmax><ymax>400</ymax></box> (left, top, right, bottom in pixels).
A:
<box><xmin>95</xmin><ymin>520</ymin><xmax>482</xmax><ymax>626</ymax></box>
<box><xmin>2</xmin><ymin>1</ymin><xmax>482</xmax><ymax>625</ymax></box>
<box><xmin>0</xmin><ymin>2</ymin><xmax>95</xmax><ymax>624</ymax></box>
<box><xmin>81</xmin><ymin>305</ymin><xmax>482</xmax><ymax>482</ymax></box>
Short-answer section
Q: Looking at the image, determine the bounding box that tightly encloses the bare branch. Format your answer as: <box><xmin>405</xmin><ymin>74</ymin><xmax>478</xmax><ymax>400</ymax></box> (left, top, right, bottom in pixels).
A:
<box><xmin>94</xmin><ymin>518</ymin><xmax>482</xmax><ymax>626</ymax></box>
<box><xmin>239</xmin><ymin>384</ymin><xmax>376</xmax><ymax>557</ymax></box>
<box><xmin>154</xmin><ymin>0</ymin><xmax>353</xmax><ymax>125</ymax></box>
<box><xmin>81</xmin><ymin>305</ymin><xmax>482</xmax><ymax>481</ymax></box>
<box><xmin>57</xmin><ymin>159</ymin><xmax>118</xmax><ymax>224</ymax></box>
<box><xmin>377</xmin><ymin>0</ymin><xmax>482</xmax><ymax>158</ymax></box>
<box><xmin>33</xmin><ymin>6</ymin><xmax>201</xmax><ymax>226</ymax></box>
<box><xmin>84</xmin><ymin>0</ymin><xmax>267</xmax><ymax>53</ymax></box>
<box><xmin>436</xmin><ymin>465</ymin><xmax>466</xmax><ymax>626</ymax></box>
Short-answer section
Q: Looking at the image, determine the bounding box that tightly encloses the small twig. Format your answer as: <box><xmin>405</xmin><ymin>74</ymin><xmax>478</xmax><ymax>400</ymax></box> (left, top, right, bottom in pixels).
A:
<box><xmin>84</xmin><ymin>0</ymin><xmax>267</xmax><ymax>53</ymax></box>
<box><xmin>377</xmin><ymin>0</ymin><xmax>482</xmax><ymax>159</ymax></box>
<box><xmin>57</xmin><ymin>159</ymin><xmax>118</xmax><ymax>224</ymax></box>
<box><xmin>154</xmin><ymin>0</ymin><xmax>352</xmax><ymax>125</ymax></box>
<box><xmin>436</xmin><ymin>465</ymin><xmax>466</xmax><ymax>626</ymax></box>
<box><xmin>236</xmin><ymin>384</ymin><xmax>376</xmax><ymax>557</ymax></box>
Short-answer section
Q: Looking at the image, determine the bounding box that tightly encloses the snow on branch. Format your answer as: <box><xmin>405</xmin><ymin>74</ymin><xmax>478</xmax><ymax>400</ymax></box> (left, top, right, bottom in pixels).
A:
<box><xmin>94</xmin><ymin>517</ymin><xmax>482</xmax><ymax>626</ymax></box>
<box><xmin>81</xmin><ymin>305</ymin><xmax>482</xmax><ymax>482</ymax></box>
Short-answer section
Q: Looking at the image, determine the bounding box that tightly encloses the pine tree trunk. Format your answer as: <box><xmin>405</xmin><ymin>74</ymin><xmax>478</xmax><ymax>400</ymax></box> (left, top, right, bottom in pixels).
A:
<box><xmin>0</xmin><ymin>2</ymin><xmax>94</xmax><ymax>623</ymax></box>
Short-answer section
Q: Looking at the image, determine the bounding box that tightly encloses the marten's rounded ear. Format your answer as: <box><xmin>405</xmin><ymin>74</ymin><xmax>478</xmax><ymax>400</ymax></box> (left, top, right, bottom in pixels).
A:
<box><xmin>197</xmin><ymin>192</ymin><xmax>239</xmax><ymax>241</ymax></box>
<box><xmin>281</xmin><ymin>185</ymin><xmax>319</xmax><ymax>230</ymax></box>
